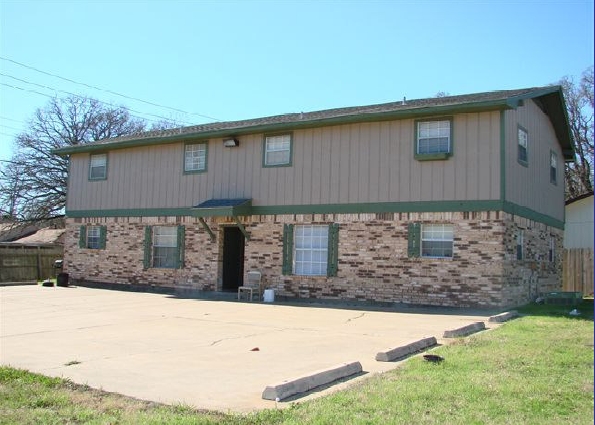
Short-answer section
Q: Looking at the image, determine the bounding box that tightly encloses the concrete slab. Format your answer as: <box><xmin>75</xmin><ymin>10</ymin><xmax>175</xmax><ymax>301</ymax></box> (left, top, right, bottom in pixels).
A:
<box><xmin>0</xmin><ymin>285</ymin><xmax>499</xmax><ymax>412</ymax></box>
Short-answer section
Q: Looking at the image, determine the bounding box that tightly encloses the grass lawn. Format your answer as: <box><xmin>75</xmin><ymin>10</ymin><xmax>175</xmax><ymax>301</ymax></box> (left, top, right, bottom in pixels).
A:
<box><xmin>1</xmin><ymin>301</ymin><xmax>593</xmax><ymax>425</ymax></box>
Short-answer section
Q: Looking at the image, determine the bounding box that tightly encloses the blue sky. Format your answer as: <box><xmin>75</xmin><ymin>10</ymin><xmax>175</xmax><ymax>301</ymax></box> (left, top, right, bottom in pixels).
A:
<box><xmin>0</xmin><ymin>0</ymin><xmax>593</xmax><ymax>163</ymax></box>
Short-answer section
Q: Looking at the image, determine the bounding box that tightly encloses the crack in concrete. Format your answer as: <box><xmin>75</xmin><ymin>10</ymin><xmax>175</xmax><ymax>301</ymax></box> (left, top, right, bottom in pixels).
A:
<box><xmin>346</xmin><ymin>313</ymin><xmax>366</xmax><ymax>323</ymax></box>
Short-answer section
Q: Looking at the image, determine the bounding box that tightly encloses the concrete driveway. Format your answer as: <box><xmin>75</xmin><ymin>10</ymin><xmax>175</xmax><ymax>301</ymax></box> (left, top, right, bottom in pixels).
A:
<box><xmin>0</xmin><ymin>285</ymin><xmax>500</xmax><ymax>412</ymax></box>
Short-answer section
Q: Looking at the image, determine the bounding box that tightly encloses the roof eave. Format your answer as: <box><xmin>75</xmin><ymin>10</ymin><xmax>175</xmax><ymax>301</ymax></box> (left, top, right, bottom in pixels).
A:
<box><xmin>51</xmin><ymin>99</ymin><xmax>512</xmax><ymax>156</ymax></box>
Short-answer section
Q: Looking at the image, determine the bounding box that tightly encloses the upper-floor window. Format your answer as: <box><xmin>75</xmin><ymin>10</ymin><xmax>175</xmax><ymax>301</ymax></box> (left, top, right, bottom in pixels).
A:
<box><xmin>184</xmin><ymin>142</ymin><xmax>208</xmax><ymax>173</ymax></box>
<box><xmin>264</xmin><ymin>134</ymin><xmax>292</xmax><ymax>167</ymax></box>
<box><xmin>89</xmin><ymin>153</ymin><xmax>107</xmax><ymax>180</ymax></box>
<box><xmin>414</xmin><ymin>118</ymin><xmax>453</xmax><ymax>160</ymax></box>
<box><xmin>518</xmin><ymin>126</ymin><xmax>528</xmax><ymax>165</ymax></box>
<box><xmin>550</xmin><ymin>151</ymin><xmax>558</xmax><ymax>184</ymax></box>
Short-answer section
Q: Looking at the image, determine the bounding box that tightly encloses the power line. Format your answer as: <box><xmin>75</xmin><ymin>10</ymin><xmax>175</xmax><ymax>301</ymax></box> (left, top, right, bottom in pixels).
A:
<box><xmin>0</xmin><ymin>75</ymin><xmax>192</xmax><ymax>125</ymax></box>
<box><xmin>0</xmin><ymin>81</ymin><xmax>187</xmax><ymax>126</ymax></box>
<box><xmin>0</xmin><ymin>116</ymin><xmax>22</xmax><ymax>123</ymax></box>
<box><xmin>0</xmin><ymin>56</ymin><xmax>220</xmax><ymax>122</ymax></box>
<box><xmin>0</xmin><ymin>124</ymin><xmax>22</xmax><ymax>132</ymax></box>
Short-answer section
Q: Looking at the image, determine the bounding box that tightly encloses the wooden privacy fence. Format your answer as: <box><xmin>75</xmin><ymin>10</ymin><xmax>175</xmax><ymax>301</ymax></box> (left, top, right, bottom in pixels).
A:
<box><xmin>562</xmin><ymin>248</ymin><xmax>594</xmax><ymax>296</ymax></box>
<box><xmin>0</xmin><ymin>244</ymin><xmax>63</xmax><ymax>283</ymax></box>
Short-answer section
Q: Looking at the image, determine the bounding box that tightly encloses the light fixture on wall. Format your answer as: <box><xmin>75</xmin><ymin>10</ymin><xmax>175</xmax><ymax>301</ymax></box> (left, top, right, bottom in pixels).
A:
<box><xmin>223</xmin><ymin>138</ymin><xmax>239</xmax><ymax>147</ymax></box>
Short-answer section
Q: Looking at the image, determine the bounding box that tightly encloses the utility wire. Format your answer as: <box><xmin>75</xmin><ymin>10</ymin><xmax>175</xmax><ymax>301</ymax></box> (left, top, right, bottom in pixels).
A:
<box><xmin>0</xmin><ymin>116</ymin><xmax>22</xmax><ymax>123</ymax></box>
<box><xmin>0</xmin><ymin>56</ymin><xmax>220</xmax><ymax>122</ymax></box>
<box><xmin>0</xmin><ymin>81</ymin><xmax>188</xmax><ymax>126</ymax></box>
<box><xmin>0</xmin><ymin>74</ymin><xmax>193</xmax><ymax>125</ymax></box>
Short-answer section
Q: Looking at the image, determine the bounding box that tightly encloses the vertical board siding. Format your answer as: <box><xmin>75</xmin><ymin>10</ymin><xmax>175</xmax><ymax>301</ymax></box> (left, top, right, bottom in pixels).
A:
<box><xmin>67</xmin><ymin>111</ymin><xmax>502</xmax><ymax>211</ymax></box>
<box><xmin>563</xmin><ymin>248</ymin><xmax>594</xmax><ymax>296</ymax></box>
<box><xmin>505</xmin><ymin>100</ymin><xmax>565</xmax><ymax>221</ymax></box>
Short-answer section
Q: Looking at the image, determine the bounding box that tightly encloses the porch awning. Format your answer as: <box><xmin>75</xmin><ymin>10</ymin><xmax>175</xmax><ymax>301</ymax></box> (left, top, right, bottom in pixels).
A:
<box><xmin>192</xmin><ymin>198</ymin><xmax>252</xmax><ymax>217</ymax></box>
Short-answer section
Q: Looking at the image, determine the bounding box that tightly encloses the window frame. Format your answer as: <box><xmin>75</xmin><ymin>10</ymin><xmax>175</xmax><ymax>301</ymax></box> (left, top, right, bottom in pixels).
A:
<box><xmin>78</xmin><ymin>225</ymin><xmax>106</xmax><ymax>250</ymax></box>
<box><xmin>86</xmin><ymin>226</ymin><xmax>102</xmax><ymax>249</ymax></box>
<box><xmin>414</xmin><ymin>117</ymin><xmax>453</xmax><ymax>161</ymax></box>
<box><xmin>152</xmin><ymin>226</ymin><xmax>178</xmax><ymax>269</ymax></box>
<box><xmin>550</xmin><ymin>150</ymin><xmax>558</xmax><ymax>185</ymax></box>
<box><xmin>516</xmin><ymin>230</ymin><xmax>524</xmax><ymax>260</ymax></box>
<box><xmin>549</xmin><ymin>236</ymin><xmax>555</xmax><ymax>263</ymax></box>
<box><xmin>263</xmin><ymin>133</ymin><xmax>293</xmax><ymax>167</ymax></box>
<box><xmin>420</xmin><ymin>223</ymin><xmax>454</xmax><ymax>259</ymax></box>
<box><xmin>143</xmin><ymin>225</ymin><xmax>185</xmax><ymax>270</ymax></box>
<box><xmin>293</xmin><ymin>224</ymin><xmax>329</xmax><ymax>276</ymax></box>
<box><xmin>517</xmin><ymin>125</ymin><xmax>529</xmax><ymax>166</ymax></box>
<box><xmin>183</xmin><ymin>141</ymin><xmax>208</xmax><ymax>174</ymax></box>
<box><xmin>89</xmin><ymin>153</ymin><xmax>108</xmax><ymax>180</ymax></box>
<box><xmin>282</xmin><ymin>223</ymin><xmax>339</xmax><ymax>277</ymax></box>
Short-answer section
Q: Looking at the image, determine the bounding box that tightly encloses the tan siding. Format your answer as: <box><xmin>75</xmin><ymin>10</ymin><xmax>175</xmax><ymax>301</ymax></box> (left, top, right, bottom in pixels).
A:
<box><xmin>67</xmin><ymin>111</ymin><xmax>503</xmax><ymax>211</ymax></box>
<box><xmin>505</xmin><ymin>100</ymin><xmax>565</xmax><ymax>221</ymax></box>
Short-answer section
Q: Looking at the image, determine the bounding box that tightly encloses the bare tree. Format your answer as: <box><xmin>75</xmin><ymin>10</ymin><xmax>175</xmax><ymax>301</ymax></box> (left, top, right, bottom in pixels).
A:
<box><xmin>560</xmin><ymin>66</ymin><xmax>594</xmax><ymax>199</ymax></box>
<box><xmin>0</xmin><ymin>96</ymin><xmax>148</xmax><ymax>223</ymax></box>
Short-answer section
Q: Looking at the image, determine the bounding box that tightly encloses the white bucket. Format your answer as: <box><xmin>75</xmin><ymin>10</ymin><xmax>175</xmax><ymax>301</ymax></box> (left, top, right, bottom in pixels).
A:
<box><xmin>263</xmin><ymin>289</ymin><xmax>275</xmax><ymax>303</ymax></box>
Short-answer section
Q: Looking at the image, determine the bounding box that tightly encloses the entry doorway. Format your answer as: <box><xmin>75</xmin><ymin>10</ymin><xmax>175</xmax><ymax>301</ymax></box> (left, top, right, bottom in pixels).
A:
<box><xmin>222</xmin><ymin>227</ymin><xmax>245</xmax><ymax>292</ymax></box>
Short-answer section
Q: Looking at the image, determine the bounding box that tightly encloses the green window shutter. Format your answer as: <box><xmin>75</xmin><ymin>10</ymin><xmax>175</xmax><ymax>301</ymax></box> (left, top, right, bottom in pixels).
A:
<box><xmin>327</xmin><ymin>223</ymin><xmax>339</xmax><ymax>277</ymax></box>
<box><xmin>99</xmin><ymin>226</ymin><xmax>107</xmax><ymax>249</ymax></box>
<box><xmin>176</xmin><ymin>225</ymin><xmax>186</xmax><ymax>269</ymax></box>
<box><xmin>79</xmin><ymin>225</ymin><xmax>87</xmax><ymax>248</ymax></box>
<box><xmin>407</xmin><ymin>222</ymin><xmax>421</xmax><ymax>258</ymax></box>
<box><xmin>282</xmin><ymin>224</ymin><xmax>294</xmax><ymax>275</ymax></box>
<box><xmin>143</xmin><ymin>226</ymin><xmax>152</xmax><ymax>269</ymax></box>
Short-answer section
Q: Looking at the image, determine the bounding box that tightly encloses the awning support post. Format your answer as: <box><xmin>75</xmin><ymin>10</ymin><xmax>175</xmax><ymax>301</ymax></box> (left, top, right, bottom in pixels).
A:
<box><xmin>198</xmin><ymin>217</ymin><xmax>216</xmax><ymax>241</ymax></box>
<box><xmin>233</xmin><ymin>216</ymin><xmax>250</xmax><ymax>241</ymax></box>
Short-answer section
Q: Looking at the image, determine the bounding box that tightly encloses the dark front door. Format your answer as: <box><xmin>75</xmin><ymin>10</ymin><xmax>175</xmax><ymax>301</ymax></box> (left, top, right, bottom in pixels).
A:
<box><xmin>222</xmin><ymin>227</ymin><xmax>244</xmax><ymax>291</ymax></box>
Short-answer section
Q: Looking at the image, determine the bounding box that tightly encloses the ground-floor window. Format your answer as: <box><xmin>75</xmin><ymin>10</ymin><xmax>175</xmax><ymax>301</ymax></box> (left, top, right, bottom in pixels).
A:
<box><xmin>421</xmin><ymin>224</ymin><xmax>453</xmax><ymax>258</ymax></box>
<box><xmin>282</xmin><ymin>223</ymin><xmax>339</xmax><ymax>276</ymax></box>
<box><xmin>294</xmin><ymin>225</ymin><xmax>329</xmax><ymax>275</ymax></box>
<box><xmin>78</xmin><ymin>225</ymin><xmax>106</xmax><ymax>250</ymax></box>
<box><xmin>408</xmin><ymin>222</ymin><xmax>454</xmax><ymax>258</ymax></box>
<box><xmin>144</xmin><ymin>225</ymin><xmax>185</xmax><ymax>269</ymax></box>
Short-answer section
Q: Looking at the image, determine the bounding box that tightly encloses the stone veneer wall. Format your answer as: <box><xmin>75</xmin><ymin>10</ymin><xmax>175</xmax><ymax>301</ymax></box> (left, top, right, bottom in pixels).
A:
<box><xmin>64</xmin><ymin>211</ymin><xmax>563</xmax><ymax>308</ymax></box>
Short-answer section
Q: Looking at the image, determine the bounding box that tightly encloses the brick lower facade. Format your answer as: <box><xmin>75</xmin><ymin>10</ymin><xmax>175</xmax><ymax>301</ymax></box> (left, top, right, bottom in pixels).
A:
<box><xmin>64</xmin><ymin>211</ymin><xmax>563</xmax><ymax>308</ymax></box>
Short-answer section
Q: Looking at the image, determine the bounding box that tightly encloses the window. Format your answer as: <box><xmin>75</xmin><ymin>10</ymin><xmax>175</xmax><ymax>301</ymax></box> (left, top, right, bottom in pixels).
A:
<box><xmin>264</xmin><ymin>134</ymin><xmax>292</xmax><ymax>166</ymax></box>
<box><xmin>518</xmin><ymin>126</ymin><xmax>528</xmax><ymax>165</ymax></box>
<box><xmin>516</xmin><ymin>230</ymin><xmax>524</xmax><ymax>260</ymax></box>
<box><xmin>421</xmin><ymin>224</ymin><xmax>453</xmax><ymax>258</ymax></box>
<box><xmin>143</xmin><ymin>225</ymin><xmax>185</xmax><ymax>269</ymax></box>
<box><xmin>86</xmin><ymin>226</ymin><xmax>101</xmax><ymax>249</ymax></box>
<box><xmin>294</xmin><ymin>225</ymin><xmax>329</xmax><ymax>276</ymax></box>
<box><xmin>153</xmin><ymin>226</ymin><xmax>177</xmax><ymax>268</ymax></box>
<box><xmin>415</xmin><ymin>118</ymin><xmax>452</xmax><ymax>159</ymax></box>
<box><xmin>282</xmin><ymin>223</ymin><xmax>339</xmax><ymax>276</ymax></box>
<box><xmin>184</xmin><ymin>142</ymin><xmax>207</xmax><ymax>173</ymax></box>
<box><xmin>89</xmin><ymin>153</ymin><xmax>107</xmax><ymax>180</ymax></box>
<box><xmin>550</xmin><ymin>151</ymin><xmax>558</xmax><ymax>184</ymax></box>
<box><xmin>78</xmin><ymin>225</ymin><xmax>106</xmax><ymax>249</ymax></box>
<box><xmin>549</xmin><ymin>236</ymin><xmax>555</xmax><ymax>262</ymax></box>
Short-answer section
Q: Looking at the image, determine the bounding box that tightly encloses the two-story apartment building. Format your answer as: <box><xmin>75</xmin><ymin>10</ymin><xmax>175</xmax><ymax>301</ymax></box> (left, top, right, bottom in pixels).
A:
<box><xmin>53</xmin><ymin>86</ymin><xmax>574</xmax><ymax>308</ymax></box>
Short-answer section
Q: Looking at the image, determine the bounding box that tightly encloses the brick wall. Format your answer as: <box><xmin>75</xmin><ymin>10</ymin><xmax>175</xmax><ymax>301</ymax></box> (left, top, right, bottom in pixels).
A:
<box><xmin>64</xmin><ymin>211</ymin><xmax>563</xmax><ymax>308</ymax></box>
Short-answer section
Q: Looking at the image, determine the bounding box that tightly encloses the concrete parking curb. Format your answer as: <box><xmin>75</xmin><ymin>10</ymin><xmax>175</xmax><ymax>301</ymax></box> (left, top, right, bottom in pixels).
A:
<box><xmin>262</xmin><ymin>361</ymin><xmax>363</xmax><ymax>401</ymax></box>
<box><xmin>375</xmin><ymin>336</ymin><xmax>438</xmax><ymax>362</ymax></box>
<box><xmin>488</xmin><ymin>311</ymin><xmax>519</xmax><ymax>323</ymax></box>
<box><xmin>443</xmin><ymin>321</ymin><xmax>485</xmax><ymax>338</ymax></box>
